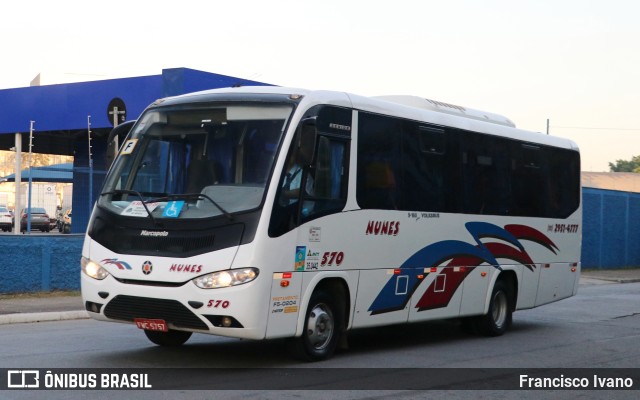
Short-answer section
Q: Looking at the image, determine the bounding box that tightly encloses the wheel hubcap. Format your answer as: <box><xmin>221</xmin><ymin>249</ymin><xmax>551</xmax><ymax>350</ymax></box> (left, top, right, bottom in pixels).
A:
<box><xmin>492</xmin><ymin>291</ymin><xmax>508</xmax><ymax>329</ymax></box>
<box><xmin>306</xmin><ymin>303</ymin><xmax>334</xmax><ymax>350</ymax></box>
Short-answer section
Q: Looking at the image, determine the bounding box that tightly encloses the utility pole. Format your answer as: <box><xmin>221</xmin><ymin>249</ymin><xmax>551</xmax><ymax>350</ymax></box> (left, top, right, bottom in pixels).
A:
<box><xmin>27</xmin><ymin>121</ymin><xmax>34</xmax><ymax>234</ymax></box>
<box><xmin>13</xmin><ymin>133</ymin><xmax>21</xmax><ymax>234</ymax></box>
<box><xmin>546</xmin><ymin>119</ymin><xmax>550</xmax><ymax>135</ymax></box>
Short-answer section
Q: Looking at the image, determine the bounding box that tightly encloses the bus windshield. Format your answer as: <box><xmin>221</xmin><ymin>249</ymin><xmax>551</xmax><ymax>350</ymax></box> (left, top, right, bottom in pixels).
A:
<box><xmin>99</xmin><ymin>103</ymin><xmax>293</xmax><ymax>220</ymax></box>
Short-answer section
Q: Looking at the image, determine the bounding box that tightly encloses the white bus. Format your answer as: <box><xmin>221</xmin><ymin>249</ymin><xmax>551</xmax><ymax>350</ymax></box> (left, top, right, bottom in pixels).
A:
<box><xmin>81</xmin><ymin>86</ymin><xmax>581</xmax><ymax>361</ymax></box>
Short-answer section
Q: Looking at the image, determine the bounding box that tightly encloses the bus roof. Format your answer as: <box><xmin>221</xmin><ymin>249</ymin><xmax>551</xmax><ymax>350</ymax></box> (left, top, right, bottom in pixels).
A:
<box><xmin>160</xmin><ymin>86</ymin><xmax>579</xmax><ymax>152</ymax></box>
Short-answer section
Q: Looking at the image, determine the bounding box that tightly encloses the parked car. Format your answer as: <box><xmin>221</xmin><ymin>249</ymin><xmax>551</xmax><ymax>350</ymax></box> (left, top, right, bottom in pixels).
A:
<box><xmin>0</xmin><ymin>206</ymin><xmax>12</xmax><ymax>232</ymax></box>
<box><xmin>20</xmin><ymin>207</ymin><xmax>51</xmax><ymax>232</ymax></box>
<box><xmin>61</xmin><ymin>208</ymin><xmax>72</xmax><ymax>234</ymax></box>
<box><xmin>49</xmin><ymin>215</ymin><xmax>58</xmax><ymax>231</ymax></box>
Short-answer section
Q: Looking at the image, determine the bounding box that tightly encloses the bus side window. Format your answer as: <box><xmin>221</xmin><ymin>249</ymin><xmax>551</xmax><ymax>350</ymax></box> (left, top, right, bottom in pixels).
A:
<box><xmin>511</xmin><ymin>143</ymin><xmax>545</xmax><ymax>216</ymax></box>
<box><xmin>301</xmin><ymin>136</ymin><xmax>348</xmax><ymax>222</ymax></box>
<box><xmin>269</xmin><ymin>106</ymin><xmax>351</xmax><ymax>237</ymax></box>
<box><xmin>356</xmin><ymin>112</ymin><xmax>401</xmax><ymax>210</ymax></box>
<box><xmin>269</xmin><ymin>123</ymin><xmax>318</xmax><ymax>236</ymax></box>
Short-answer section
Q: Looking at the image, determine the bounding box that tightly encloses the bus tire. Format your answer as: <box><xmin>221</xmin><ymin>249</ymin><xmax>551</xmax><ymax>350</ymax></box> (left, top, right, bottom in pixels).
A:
<box><xmin>289</xmin><ymin>289</ymin><xmax>342</xmax><ymax>361</ymax></box>
<box><xmin>144</xmin><ymin>329</ymin><xmax>192</xmax><ymax>347</ymax></box>
<box><xmin>474</xmin><ymin>279</ymin><xmax>512</xmax><ymax>337</ymax></box>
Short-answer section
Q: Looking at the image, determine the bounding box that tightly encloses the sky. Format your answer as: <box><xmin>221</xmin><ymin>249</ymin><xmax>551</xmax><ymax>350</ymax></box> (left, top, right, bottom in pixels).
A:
<box><xmin>2</xmin><ymin>0</ymin><xmax>639</xmax><ymax>172</ymax></box>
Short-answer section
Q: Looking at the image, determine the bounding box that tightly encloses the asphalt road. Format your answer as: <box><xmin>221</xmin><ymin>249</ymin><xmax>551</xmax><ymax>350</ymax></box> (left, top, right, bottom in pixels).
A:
<box><xmin>0</xmin><ymin>280</ymin><xmax>638</xmax><ymax>399</ymax></box>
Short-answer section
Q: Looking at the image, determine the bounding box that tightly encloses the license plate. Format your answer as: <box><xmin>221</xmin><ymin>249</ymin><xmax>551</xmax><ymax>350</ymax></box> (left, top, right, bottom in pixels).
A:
<box><xmin>134</xmin><ymin>318</ymin><xmax>168</xmax><ymax>332</ymax></box>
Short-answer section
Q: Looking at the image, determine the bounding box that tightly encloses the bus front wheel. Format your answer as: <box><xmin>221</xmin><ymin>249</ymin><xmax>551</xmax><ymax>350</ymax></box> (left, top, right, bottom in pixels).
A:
<box><xmin>144</xmin><ymin>329</ymin><xmax>192</xmax><ymax>347</ymax></box>
<box><xmin>289</xmin><ymin>289</ymin><xmax>342</xmax><ymax>361</ymax></box>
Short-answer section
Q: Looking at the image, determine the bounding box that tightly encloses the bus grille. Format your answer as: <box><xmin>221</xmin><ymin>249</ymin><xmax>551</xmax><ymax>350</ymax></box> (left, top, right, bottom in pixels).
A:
<box><xmin>104</xmin><ymin>295</ymin><xmax>209</xmax><ymax>330</ymax></box>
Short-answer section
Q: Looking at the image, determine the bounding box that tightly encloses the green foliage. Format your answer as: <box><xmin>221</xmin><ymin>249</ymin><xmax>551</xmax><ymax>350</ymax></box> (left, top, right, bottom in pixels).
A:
<box><xmin>609</xmin><ymin>155</ymin><xmax>640</xmax><ymax>173</ymax></box>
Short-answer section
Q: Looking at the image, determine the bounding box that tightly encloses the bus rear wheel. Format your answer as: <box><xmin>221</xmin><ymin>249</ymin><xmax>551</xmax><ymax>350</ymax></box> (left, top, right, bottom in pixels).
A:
<box><xmin>144</xmin><ymin>329</ymin><xmax>192</xmax><ymax>346</ymax></box>
<box><xmin>289</xmin><ymin>289</ymin><xmax>342</xmax><ymax>361</ymax></box>
<box><xmin>474</xmin><ymin>279</ymin><xmax>512</xmax><ymax>336</ymax></box>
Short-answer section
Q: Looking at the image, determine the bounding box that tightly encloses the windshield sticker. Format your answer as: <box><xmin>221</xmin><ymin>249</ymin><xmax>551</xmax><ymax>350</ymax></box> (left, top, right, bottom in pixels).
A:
<box><xmin>120</xmin><ymin>139</ymin><xmax>138</xmax><ymax>155</ymax></box>
<box><xmin>162</xmin><ymin>201</ymin><xmax>185</xmax><ymax>218</ymax></box>
<box><xmin>121</xmin><ymin>201</ymin><xmax>159</xmax><ymax>217</ymax></box>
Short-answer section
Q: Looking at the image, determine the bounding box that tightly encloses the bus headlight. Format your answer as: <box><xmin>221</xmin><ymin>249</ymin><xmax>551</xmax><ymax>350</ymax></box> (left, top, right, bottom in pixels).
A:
<box><xmin>193</xmin><ymin>268</ymin><xmax>259</xmax><ymax>289</ymax></box>
<box><xmin>81</xmin><ymin>257</ymin><xmax>110</xmax><ymax>280</ymax></box>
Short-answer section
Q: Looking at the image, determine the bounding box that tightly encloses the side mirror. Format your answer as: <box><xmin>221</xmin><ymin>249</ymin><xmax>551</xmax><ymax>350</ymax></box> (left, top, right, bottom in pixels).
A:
<box><xmin>106</xmin><ymin>120</ymin><xmax>136</xmax><ymax>169</ymax></box>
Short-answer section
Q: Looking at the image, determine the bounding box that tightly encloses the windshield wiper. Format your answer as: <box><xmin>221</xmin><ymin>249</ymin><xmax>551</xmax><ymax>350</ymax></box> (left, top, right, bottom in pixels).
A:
<box><xmin>100</xmin><ymin>189</ymin><xmax>159</xmax><ymax>226</ymax></box>
<box><xmin>148</xmin><ymin>193</ymin><xmax>233</xmax><ymax>221</ymax></box>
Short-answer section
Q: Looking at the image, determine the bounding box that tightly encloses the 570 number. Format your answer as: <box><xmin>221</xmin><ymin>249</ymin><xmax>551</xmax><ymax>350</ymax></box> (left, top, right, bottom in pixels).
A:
<box><xmin>207</xmin><ymin>300</ymin><xmax>230</xmax><ymax>308</ymax></box>
<box><xmin>321</xmin><ymin>251</ymin><xmax>344</xmax><ymax>267</ymax></box>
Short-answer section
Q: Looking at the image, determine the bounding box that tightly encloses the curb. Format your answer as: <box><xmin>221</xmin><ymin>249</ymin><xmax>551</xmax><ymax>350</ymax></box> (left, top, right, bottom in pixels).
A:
<box><xmin>580</xmin><ymin>275</ymin><xmax>640</xmax><ymax>284</ymax></box>
<box><xmin>585</xmin><ymin>277</ymin><xmax>640</xmax><ymax>284</ymax></box>
<box><xmin>0</xmin><ymin>310</ymin><xmax>89</xmax><ymax>325</ymax></box>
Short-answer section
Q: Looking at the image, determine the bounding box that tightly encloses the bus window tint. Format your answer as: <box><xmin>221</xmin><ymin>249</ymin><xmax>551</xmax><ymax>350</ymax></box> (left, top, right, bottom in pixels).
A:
<box><xmin>357</xmin><ymin>113</ymin><xmax>401</xmax><ymax>210</ymax></box>
<box><xmin>547</xmin><ymin>147</ymin><xmax>580</xmax><ymax>218</ymax></box>
<box><xmin>461</xmin><ymin>132</ymin><xmax>512</xmax><ymax>215</ymax></box>
<box><xmin>511</xmin><ymin>144</ymin><xmax>545</xmax><ymax>216</ymax></box>
<box><xmin>401</xmin><ymin>123</ymin><xmax>448</xmax><ymax>212</ymax></box>
<box><xmin>356</xmin><ymin>111</ymin><xmax>580</xmax><ymax>219</ymax></box>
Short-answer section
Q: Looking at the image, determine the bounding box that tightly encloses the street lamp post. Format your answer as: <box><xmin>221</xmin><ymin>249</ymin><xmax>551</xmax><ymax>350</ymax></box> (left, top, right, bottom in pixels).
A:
<box><xmin>13</xmin><ymin>133</ymin><xmax>21</xmax><ymax>235</ymax></box>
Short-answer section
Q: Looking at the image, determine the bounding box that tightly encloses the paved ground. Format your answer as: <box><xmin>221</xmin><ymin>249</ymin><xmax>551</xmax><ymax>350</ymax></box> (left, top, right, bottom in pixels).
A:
<box><xmin>0</xmin><ymin>268</ymin><xmax>638</xmax><ymax>325</ymax></box>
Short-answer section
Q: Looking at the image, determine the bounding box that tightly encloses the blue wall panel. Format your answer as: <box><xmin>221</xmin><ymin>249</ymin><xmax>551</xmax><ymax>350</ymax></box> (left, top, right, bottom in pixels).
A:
<box><xmin>627</xmin><ymin>195</ymin><xmax>640</xmax><ymax>263</ymax></box>
<box><xmin>581</xmin><ymin>188</ymin><xmax>640</xmax><ymax>269</ymax></box>
<box><xmin>600</xmin><ymin>193</ymin><xmax>627</xmax><ymax>268</ymax></box>
<box><xmin>0</xmin><ymin>235</ymin><xmax>83</xmax><ymax>293</ymax></box>
<box><xmin>581</xmin><ymin>191</ymin><xmax>602</xmax><ymax>268</ymax></box>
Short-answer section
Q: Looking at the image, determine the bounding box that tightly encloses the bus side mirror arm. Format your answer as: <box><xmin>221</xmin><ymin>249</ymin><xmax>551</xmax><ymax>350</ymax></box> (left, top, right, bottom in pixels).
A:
<box><xmin>106</xmin><ymin>120</ymin><xmax>136</xmax><ymax>170</ymax></box>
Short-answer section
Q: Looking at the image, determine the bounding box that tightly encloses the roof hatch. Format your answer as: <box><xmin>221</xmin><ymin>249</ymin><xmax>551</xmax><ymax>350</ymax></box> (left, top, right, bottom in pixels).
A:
<box><xmin>373</xmin><ymin>95</ymin><xmax>516</xmax><ymax>128</ymax></box>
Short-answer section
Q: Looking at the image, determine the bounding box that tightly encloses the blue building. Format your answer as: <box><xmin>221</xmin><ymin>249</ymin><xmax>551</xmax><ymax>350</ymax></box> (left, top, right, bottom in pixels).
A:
<box><xmin>581</xmin><ymin>172</ymin><xmax>640</xmax><ymax>269</ymax></box>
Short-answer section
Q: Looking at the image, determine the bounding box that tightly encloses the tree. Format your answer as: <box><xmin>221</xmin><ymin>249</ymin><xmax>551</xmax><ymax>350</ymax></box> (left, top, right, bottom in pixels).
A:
<box><xmin>609</xmin><ymin>155</ymin><xmax>640</xmax><ymax>173</ymax></box>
